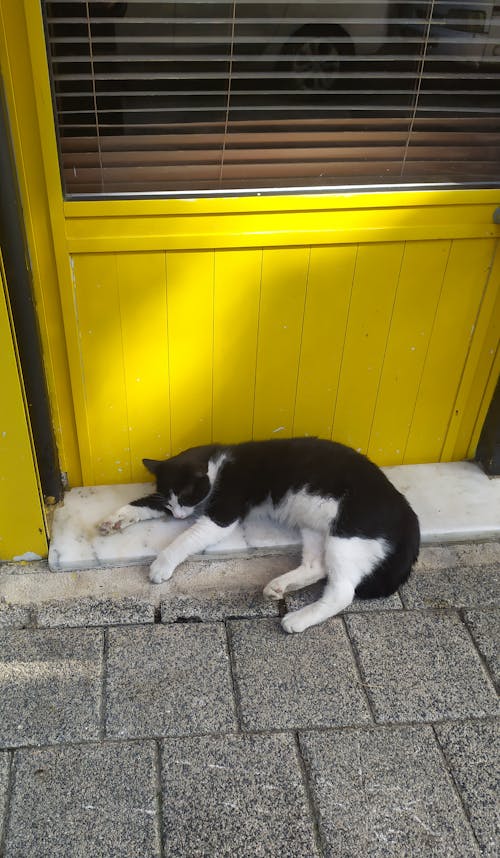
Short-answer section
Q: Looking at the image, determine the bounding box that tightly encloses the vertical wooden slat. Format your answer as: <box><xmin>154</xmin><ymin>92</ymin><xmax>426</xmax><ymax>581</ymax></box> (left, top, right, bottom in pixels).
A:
<box><xmin>332</xmin><ymin>242</ymin><xmax>404</xmax><ymax>454</ymax></box>
<box><xmin>72</xmin><ymin>253</ymin><xmax>131</xmax><ymax>484</ymax></box>
<box><xmin>213</xmin><ymin>249</ymin><xmax>262</xmax><ymax>443</ymax></box>
<box><xmin>293</xmin><ymin>245</ymin><xmax>356</xmax><ymax>439</ymax></box>
<box><xmin>459</xmin><ymin>258</ymin><xmax>500</xmax><ymax>459</ymax></box>
<box><xmin>443</xmin><ymin>241</ymin><xmax>500</xmax><ymax>461</ymax></box>
<box><xmin>115</xmin><ymin>252</ymin><xmax>170</xmax><ymax>479</ymax></box>
<box><xmin>367</xmin><ymin>240</ymin><xmax>451</xmax><ymax>465</ymax></box>
<box><xmin>166</xmin><ymin>250</ymin><xmax>214</xmax><ymax>453</ymax></box>
<box><xmin>70</xmin><ymin>236</ymin><xmax>498</xmax><ymax>481</ymax></box>
<box><xmin>252</xmin><ymin>247</ymin><xmax>309</xmax><ymax>439</ymax></box>
<box><xmin>404</xmin><ymin>238</ymin><xmax>496</xmax><ymax>463</ymax></box>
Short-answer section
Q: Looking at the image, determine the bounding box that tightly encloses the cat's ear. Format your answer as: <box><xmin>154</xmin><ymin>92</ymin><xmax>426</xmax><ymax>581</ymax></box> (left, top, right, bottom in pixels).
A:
<box><xmin>142</xmin><ymin>458</ymin><xmax>162</xmax><ymax>475</ymax></box>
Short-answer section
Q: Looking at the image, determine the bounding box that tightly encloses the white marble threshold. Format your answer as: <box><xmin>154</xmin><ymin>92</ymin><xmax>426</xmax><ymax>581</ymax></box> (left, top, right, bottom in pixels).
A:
<box><xmin>48</xmin><ymin>461</ymin><xmax>500</xmax><ymax>573</ymax></box>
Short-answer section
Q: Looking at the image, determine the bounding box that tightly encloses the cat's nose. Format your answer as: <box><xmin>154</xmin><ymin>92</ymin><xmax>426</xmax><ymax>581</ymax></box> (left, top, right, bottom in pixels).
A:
<box><xmin>174</xmin><ymin>509</ymin><xmax>189</xmax><ymax>519</ymax></box>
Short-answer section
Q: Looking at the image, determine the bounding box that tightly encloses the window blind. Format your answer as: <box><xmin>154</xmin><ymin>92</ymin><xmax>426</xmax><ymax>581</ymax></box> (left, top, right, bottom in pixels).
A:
<box><xmin>42</xmin><ymin>0</ymin><xmax>500</xmax><ymax>197</ymax></box>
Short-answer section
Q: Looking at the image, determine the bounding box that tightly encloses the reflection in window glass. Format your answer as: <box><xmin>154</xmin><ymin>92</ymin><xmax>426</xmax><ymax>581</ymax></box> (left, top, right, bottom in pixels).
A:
<box><xmin>43</xmin><ymin>1</ymin><xmax>500</xmax><ymax>197</ymax></box>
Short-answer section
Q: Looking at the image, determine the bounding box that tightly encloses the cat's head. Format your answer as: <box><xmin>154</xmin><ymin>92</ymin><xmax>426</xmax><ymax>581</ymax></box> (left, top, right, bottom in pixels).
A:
<box><xmin>143</xmin><ymin>454</ymin><xmax>210</xmax><ymax>519</ymax></box>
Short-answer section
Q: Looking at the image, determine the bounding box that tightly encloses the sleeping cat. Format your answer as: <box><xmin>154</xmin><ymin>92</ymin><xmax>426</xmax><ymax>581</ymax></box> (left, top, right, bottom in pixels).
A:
<box><xmin>98</xmin><ymin>438</ymin><xmax>420</xmax><ymax>633</ymax></box>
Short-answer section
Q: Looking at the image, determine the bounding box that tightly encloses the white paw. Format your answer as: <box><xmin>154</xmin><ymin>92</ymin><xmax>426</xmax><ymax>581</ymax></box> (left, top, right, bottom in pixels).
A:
<box><xmin>97</xmin><ymin>505</ymin><xmax>142</xmax><ymax>535</ymax></box>
<box><xmin>98</xmin><ymin>514</ymin><xmax>127</xmax><ymax>535</ymax></box>
<box><xmin>281</xmin><ymin>611</ymin><xmax>308</xmax><ymax>635</ymax></box>
<box><xmin>149</xmin><ymin>558</ymin><xmax>174</xmax><ymax>584</ymax></box>
<box><xmin>263</xmin><ymin>578</ymin><xmax>285</xmax><ymax>600</ymax></box>
<box><xmin>281</xmin><ymin>607</ymin><xmax>317</xmax><ymax>634</ymax></box>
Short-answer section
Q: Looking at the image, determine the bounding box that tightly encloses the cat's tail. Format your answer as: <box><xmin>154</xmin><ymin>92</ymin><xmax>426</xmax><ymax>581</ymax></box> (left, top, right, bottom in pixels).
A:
<box><xmin>354</xmin><ymin>507</ymin><xmax>420</xmax><ymax>600</ymax></box>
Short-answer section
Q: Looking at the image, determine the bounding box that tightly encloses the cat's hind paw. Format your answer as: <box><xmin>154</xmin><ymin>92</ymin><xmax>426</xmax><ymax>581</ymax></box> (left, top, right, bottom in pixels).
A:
<box><xmin>281</xmin><ymin>606</ymin><xmax>319</xmax><ymax>634</ymax></box>
<box><xmin>281</xmin><ymin>612</ymin><xmax>305</xmax><ymax>634</ymax></box>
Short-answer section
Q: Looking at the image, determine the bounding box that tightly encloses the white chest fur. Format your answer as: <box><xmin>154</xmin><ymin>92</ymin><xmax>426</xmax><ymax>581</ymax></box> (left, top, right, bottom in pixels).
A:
<box><xmin>254</xmin><ymin>489</ymin><xmax>339</xmax><ymax>533</ymax></box>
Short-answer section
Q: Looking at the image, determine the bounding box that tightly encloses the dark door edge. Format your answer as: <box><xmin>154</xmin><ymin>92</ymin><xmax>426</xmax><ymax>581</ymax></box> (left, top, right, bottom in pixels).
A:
<box><xmin>0</xmin><ymin>80</ymin><xmax>62</xmax><ymax>500</ymax></box>
<box><xmin>476</xmin><ymin>374</ymin><xmax>500</xmax><ymax>477</ymax></box>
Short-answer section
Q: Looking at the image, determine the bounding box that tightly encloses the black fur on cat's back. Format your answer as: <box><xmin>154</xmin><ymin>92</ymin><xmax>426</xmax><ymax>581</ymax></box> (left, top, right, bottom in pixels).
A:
<box><xmin>136</xmin><ymin>437</ymin><xmax>420</xmax><ymax>599</ymax></box>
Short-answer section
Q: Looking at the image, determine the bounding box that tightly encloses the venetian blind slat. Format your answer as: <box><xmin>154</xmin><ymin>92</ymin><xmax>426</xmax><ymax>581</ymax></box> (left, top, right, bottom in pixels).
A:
<box><xmin>42</xmin><ymin>0</ymin><xmax>500</xmax><ymax>196</ymax></box>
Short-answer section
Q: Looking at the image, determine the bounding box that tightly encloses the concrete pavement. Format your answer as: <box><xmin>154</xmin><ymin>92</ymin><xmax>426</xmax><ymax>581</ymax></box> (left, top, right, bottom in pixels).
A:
<box><xmin>0</xmin><ymin>541</ymin><xmax>498</xmax><ymax>856</ymax></box>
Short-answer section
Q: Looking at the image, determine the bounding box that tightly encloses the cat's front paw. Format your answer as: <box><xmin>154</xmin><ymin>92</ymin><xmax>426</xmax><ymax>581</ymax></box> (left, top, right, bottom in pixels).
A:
<box><xmin>149</xmin><ymin>557</ymin><xmax>174</xmax><ymax>584</ymax></box>
<box><xmin>97</xmin><ymin>504</ymin><xmax>138</xmax><ymax>535</ymax></box>
<box><xmin>98</xmin><ymin>514</ymin><xmax>126</xmax><ymax>535</ymax></box>
<box><xmin>263</xmin><ymin>578</ymin><xmax>285</xmax><ymax>600</ymax></box>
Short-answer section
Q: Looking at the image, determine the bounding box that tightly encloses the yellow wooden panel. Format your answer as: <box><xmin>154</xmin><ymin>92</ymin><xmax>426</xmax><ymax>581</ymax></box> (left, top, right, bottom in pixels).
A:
<box><xmin>64</xmin><ymin>188</ymin><xmax>500</xmax><ymax>220</ymax></box>
<box><xmin>213</xmin><ymin>250</ymin><xmax>262</xmax><ymax>443</ymax></box>
<box><xmin>404</xmin><ymin>238</ymin><xmax>496</xmax><ymax>463</ymax></box>
<box><xmin>115</xmin><ymin>253</ymin><xmax>170</xmax><ymax>480</ymax></box>
<box><xmin>73</xmin><ymin>254</ymin><xmax>131</xmax><ymax>484</ymax></box>
<box><xmin>293</xmin><ymin>245</ymin><xmax>356</xmax><ymax>438</ymax></box>
<box><xmin>446</xmin><ymin>243</ymin><xmax>500</xmax><ymax>460</ymax></box>
<box><xmin>167</xmin><ymin>251</ymin><xmax>214</xmax><ymax>453</ymax></box>
<box><xmin>0</xmin><ymin>258</ymin><xmax>47</xmax><ymax>558</ymax></box>
<box><xmin>451</xmin><ymin>245</ymin><xmax>500</xmax><ymax>460</ymax></box>
<box><xmin>332</xmin><ymin>243</ymin><xmax>404</xmax><ymax>453</ymax></box>
<box><xmin>63</xmin><ymin>189</ymin><xmax>500</xmax><ymax>254</ymax></box>
<box><xmin>253</xmin><ymin>248</ymin><xmax>309</xmax><ymax>438</ymax></box>
<box><xmin>64</xmin><ymin>203</ymin><xmax>499</xmax><ymax>253</ymax></box>
<box><xmin>368</xmin><ymin>240</ymin><xmax>451</xmax><ymax>465</ymax></box>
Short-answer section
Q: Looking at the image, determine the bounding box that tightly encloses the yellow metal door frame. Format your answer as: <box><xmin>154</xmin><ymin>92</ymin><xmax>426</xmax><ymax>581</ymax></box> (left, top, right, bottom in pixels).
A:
<box><xmin>0</xmin><ymin>250</ymin><xmax>47</xmax><ymax>560</ymax></box>
<box><xmin>0</xmin><ymin>0</ymin><xmax>82</xmax><ymax>487</ymax></box>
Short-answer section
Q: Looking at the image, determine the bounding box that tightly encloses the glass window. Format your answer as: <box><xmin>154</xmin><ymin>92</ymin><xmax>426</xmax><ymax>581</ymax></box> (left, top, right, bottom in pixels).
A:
<box><xmin>42</xmin><ymin>1</ymin><xmax>500</xmax><ymax>197</ymax></box>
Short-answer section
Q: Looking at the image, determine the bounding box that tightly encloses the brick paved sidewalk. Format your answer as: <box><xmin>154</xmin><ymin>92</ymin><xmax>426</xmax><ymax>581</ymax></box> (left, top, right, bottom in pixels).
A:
<box><xmin>0</xmin><ymin>543</ymin><xmax>498</xmax><ymax>857</ymax></box>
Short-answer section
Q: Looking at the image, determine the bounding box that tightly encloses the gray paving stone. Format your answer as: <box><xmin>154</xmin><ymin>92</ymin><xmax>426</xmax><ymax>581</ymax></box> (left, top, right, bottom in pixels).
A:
<box><xmin>0</xmin><ymin>628</ymin><xmax>103</xmax><ymax>748</ymax></box>
<box><xmin>36</xmin><ymin>596</ymin><xmax>155</xmax><ymax>627</ymax></box>
<box><xmin>0</xmin><ymin>752</ymin><xmax>10</xmax><ymax>844</ymax></box>
<box><xmin>161</xmin><ymin>733</ymin><xmax>320</xmax><ymax>857</ymax></box>
<box><xmin>400</xmin><ymin>565</ymin><xmax>499</xmax><ymax>609</ymax></box>
<box><xmin>228</xmin><ymin>617</ymin><xmax>371</xmax><ymax>731</ymax></box>
<box><xmin>454</xmin><ymin>542</ymin><xmax>500</xmax><ymax>568</ymax></box>
<box><xmin>299</xmin><ymin>725</ymin><xmax>480</xmax><ymax>858</ymax></box>
<box><xmin>0</xmin><ymin>560</ymin><xmax>49</xmax><ymax>576</ymax></box>
<box><xmin>161</xmin><ymin>589</ymin><xmax>279</xmax><ymax>623</ymax></box>
<box><xmin>5</xmin><ymin>741</ymin><xmax>160</xmax><ymax>858</ymax></box>
<box><xmin>464</xmin><ymin>610</ymin><xmax>500</xmax><ymax>690</ymax></box>
<box><xmin>414</xmin><ymin>542</ymin><xmax>500</xmax><ymax>573</ymax></box>
<box><xmin>345</xmin><ymin>611</ymin><xmax>499</xmax><ymax>723</ymax></box>
<box><xmin>106</xmin><ymin>624</ymin><xmax>237</xmax><ymax>739</ymax></box>
<box><xmin>0</xmin><ymin>601</ymin><xmax>33</xmax><ymax>629</ymax></box>
<box><xmin>435</xmin><ymin>720</ymin><xmax>500</xmax><ymax>858</ymax></box>
<box><xmin>285</xmin><ymin>581</ymin><xmax>403</xmax><ymax>613</ymax></box>
<box><xmin>413</xmin><ymin>544</ymin><xmax>460</xmax><ymax>572</ymax></box>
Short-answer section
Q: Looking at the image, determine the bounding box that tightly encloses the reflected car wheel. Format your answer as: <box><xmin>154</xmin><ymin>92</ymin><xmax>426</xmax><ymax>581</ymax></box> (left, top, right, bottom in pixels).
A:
<box><xmin>283</xmin><ymin>25</ymin><xmax>354</xmax><ymax>91</ymax></box>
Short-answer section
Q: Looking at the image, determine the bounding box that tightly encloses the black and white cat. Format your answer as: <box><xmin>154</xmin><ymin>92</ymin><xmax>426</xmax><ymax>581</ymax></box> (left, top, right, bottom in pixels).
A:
<box><xmin>99</xmin><ymin>438</ymin><xmax>420</xmax><ymax>633</ymax></box>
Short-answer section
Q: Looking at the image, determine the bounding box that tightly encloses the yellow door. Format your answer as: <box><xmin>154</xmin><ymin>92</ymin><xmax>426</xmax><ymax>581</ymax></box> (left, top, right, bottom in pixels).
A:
<box><xmin>0</xmin><ymin>1</ymin><xmax>499</xmax><ymax>489</ymax></box>
<box><xmin>0</xmin><ymin>252</ymin><xmax>47</xmax><ymax>559</ymax></box>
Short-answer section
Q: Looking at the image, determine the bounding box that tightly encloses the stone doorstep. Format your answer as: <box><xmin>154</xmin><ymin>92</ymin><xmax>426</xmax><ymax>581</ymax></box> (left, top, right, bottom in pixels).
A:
<box><xmin>47</xmin><ymin>460</ymin><xmax>500</xmax><ymax>572</ymax></box>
